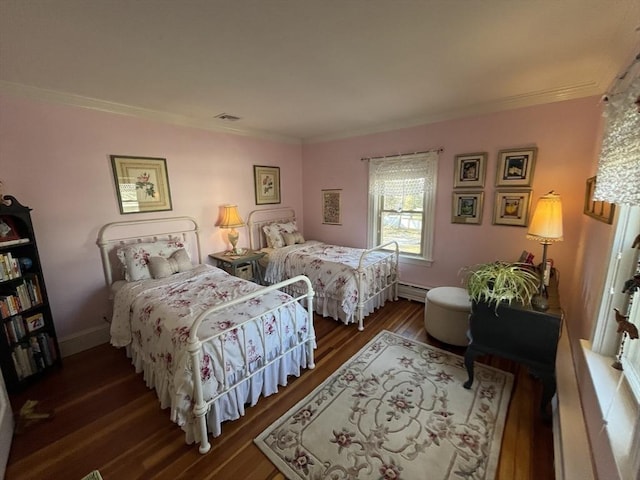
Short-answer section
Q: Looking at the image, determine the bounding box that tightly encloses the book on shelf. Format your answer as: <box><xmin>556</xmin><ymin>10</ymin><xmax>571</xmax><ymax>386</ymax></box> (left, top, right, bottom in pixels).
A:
<box><xmin>0</xmin><ymin>251</ymin><xmax>22</xmax><ymax>281</ymax></box>
<box><xmin>9</xmin><ymin>332</ymin><xmax>56</xmax><ymax>380</ymax></box>
<box><xmin>3</xmin><ymin>314</ymin><xmax>26</xmax><ymax>343</ymax></box>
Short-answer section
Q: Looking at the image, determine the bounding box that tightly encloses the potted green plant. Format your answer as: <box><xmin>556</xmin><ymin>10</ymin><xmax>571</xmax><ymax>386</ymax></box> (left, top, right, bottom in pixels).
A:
<box><xmin>461</xmin><ymin>261</ymin><xmax>540</xmax><ymax>308</ymax></box>
<box><xmin>460</xmin><ymin>261</ymin><xmax>561</xmax><ymax>419</ymax></box>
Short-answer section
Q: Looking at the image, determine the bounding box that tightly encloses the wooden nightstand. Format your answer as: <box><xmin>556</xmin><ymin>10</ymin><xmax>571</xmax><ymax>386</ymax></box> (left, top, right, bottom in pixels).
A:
<box><xmin>209</xmin><ymin>250</ymin><xmax>266</xmax><ymax>285</ymax></box>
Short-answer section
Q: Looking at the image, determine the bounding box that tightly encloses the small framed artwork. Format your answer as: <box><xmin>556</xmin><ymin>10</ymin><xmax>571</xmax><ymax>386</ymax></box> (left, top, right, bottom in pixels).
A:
<box><xmin>584</xmin><ymin>176</ymin><xmax>615</xmax><ymax>224</ymax></box>
<box><xmin>452</xmin><ymin>191</ymin><xmax>484</xmax><ymax>225</ymax></box>
<box><xmin>253</xmin><ymin>165</ymin><xmax>281</xmax><ymax>205</ymax></box>
<box><xmin>25</xmin><ymin>313</ymin><xmax>45</xmax><ymax>332</ymax></box>
<box><xmin>495</xmin><ymin>147</ymin><xmax>537</xmax><ymax>187</ymax></box>
<box><xmin>110</xmin><ymin>155</ymin><xmax>172</xmax><ymax>214</ymax></box>
<box><xmin>0</xmin><ymin>216</ymin><xmax>25</xmax><ymax>245</ymax></box>
<box><xmin>322</xmin><ymin>189</ymin><xmax>342</xmax><ymax>225</ymax></box>
<box><xmin>493</xmin><ymin>190</ymin><xmax>532</xmax><ymax>227</ymax></box>
<box><xmin>453</xmin><ymin>152</ymin><xmax>487</xmax><ymax>188</ymax></box>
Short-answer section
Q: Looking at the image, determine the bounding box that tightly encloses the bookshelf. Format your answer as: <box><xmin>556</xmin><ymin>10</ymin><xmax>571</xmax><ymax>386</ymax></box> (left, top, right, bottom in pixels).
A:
<box><xmin>0</xmin><ymin>195</ymin><xmax>60</xmax><ymax>393</ymax></box>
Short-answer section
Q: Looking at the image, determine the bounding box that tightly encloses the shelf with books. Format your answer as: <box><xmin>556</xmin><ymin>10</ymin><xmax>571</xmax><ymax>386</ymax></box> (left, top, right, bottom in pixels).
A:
<box><xmin>0</xmin><ymin>196</ymin><xmax>60</xmax><ymax>393</ymax></box>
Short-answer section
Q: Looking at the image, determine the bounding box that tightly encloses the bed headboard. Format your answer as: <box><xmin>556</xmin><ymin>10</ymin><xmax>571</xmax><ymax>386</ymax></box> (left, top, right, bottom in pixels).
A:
<box><xmin>96</xmin><ymin>216</ymin><xmax>201</xmax><ymax>287</ymax></box>
<box><xmin>247</xmin><ymin>207</ymin><xmax>296</xmax><ymax>250</ymax></box>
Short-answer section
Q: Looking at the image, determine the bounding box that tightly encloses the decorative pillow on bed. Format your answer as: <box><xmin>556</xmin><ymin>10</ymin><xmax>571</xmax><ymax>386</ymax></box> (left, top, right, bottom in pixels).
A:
<box><xmin>277</xmin><ymin>221</ymin><xmax>298</xmax><ymax>234</ymax></box>
<box><xmin>263</xmin><ymin>224</ymin><xmax>285</xmax><ymax>249</ymax></box>
<box><xmin>282</xmin><ymin>231</ymin><xmax>305</xmax><ymax>246</ymax></box>
<box><xmin>148</xmin><ymin>248</ymin><xmax>193</xmax><ymax>279</ymax></box>
<box><xmin>263</xmin><ymin>221</ymin><xmax>300</xmax><ymax>249</ymax></box>
<box><xmin>116</xmin><ymin>240</ymin><xmax>186</xmax><ymax>281</ymax></box>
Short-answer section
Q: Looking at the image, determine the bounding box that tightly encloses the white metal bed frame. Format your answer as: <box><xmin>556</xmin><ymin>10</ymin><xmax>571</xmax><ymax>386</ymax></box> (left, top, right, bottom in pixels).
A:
<box><xmin>247</xmin><ymin>207</ymin><xmax>399</xmax><ymax>330</ymax></box>
<box><xmin>97</xmin><ymin>216</ymin><xmax>316</xmax><ymax>453</ymax></box>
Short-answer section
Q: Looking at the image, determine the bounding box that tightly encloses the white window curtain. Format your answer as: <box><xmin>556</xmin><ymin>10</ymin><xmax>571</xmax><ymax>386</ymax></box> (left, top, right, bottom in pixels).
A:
<box><xmin>367</xmin><ymin>151</ymin><xmax>439</xmax><ymax>261</ymax></box>
<box><xmin>369</xmin><ymin>152</ymin><xmax>438</xmax><ymax>197</ymax></box>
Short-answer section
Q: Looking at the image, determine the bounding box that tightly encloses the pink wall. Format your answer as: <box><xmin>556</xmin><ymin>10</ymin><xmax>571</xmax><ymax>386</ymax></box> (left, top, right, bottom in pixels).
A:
<box><xmin>0</xmin><ymin>94</ymin><xmax>303</xmax><ymax>339</ymax></box>
<box><xmin>0</xmin><ymin>90</ymin><xmax>623</xmax><ymax>476</ymax></box>
<box><xmin>0</xmin><ymin>93</ymin><xmax>611</xmax><ymax>344</ymax></box>
<box><xmin>302</xmin><ymin>97</ymin><xmax>603</xmax><ymax>304</ymax></box>
<box><xmin>302</xmin><ymin>95</ymin><xmax>625</xmax><ymax>478</ymax></box>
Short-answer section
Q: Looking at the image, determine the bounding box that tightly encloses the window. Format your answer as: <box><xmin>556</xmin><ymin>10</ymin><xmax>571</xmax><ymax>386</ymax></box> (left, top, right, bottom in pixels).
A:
<box><xmin>591</xmin><ymin>204</ymin><xmax>640</xmax><ymax>479</ymax></box>
<box><xmin>367</xmin><ymin>151</ymin><xmax>438</xmax><ymax>261</ymax></box>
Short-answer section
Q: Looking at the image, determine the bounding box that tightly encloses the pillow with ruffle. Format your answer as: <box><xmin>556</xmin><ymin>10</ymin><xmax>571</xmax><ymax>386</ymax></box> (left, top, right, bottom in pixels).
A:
<box><xmin>277</xmin><ymin>221</ymin><xmax>298</xmax><ymax>234</ymax></box>
<box><xmin>282</xmin><ymin>231</ymin><xmax>305</xmax><ymax>246</ymax></box>
<box><xmin>263</xmin><ymin>224</ymin><xmax>285</xmax><ymax>249</ymax></box>
<box><xmin>116</xmin><ymin>240</ymin><xmax>186</xmax><ymax>281</ymax></box>
<box><xmin>148</xmin><ymin>248</ymin><xmax>193</xmax><ymax>279</ymax></box>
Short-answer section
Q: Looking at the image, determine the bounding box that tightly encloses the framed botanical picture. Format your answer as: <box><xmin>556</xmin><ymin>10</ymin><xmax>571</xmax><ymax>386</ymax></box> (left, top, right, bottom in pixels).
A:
<box><xmin>110</xmin><ymin>155</ymin><xmax>172</xmax><ymax>214</ymax></box>
<box><xmin>493</xmin><ymin>190</ymin><xmax>532</xmax><ymax>227</ymax></box>
<box><xmin>322</xmin><ymin>189</ymin><xmax>342</xmax><ymax>225</ymax></box>
<box><xmin>584</xmin><ymin>176</ymin><xmax>615</xmax><ymax>224</ymax></box>
<box><xmin>253</xmin><ymin>165</ymin><xmax>281</xmax><ymax>205</ymax></box>
<box><xmin>452</xmin><ymin>191</ymin><xmax>484</xmax><ymax>224</ymax></box>
<box><xmin>495</xmin><ymin>147</ymin><xmax>537</xmax><ymax>187</ymax></box>
<box><xmin>25</xmin><ymin>313</ymin><xmax>45</xmax><ymax>332</ymax></box>
<box><xmin>453</xmin><ymin>152</ymin><xmax>487</xmax><ymax>188</ymax></box>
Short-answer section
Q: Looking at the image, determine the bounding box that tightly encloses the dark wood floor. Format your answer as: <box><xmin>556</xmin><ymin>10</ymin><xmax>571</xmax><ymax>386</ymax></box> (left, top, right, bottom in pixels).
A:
<box><xmin>5</xmin><ymin>299</ymin><xmax>554</xmax><ymax>480</ymax></box>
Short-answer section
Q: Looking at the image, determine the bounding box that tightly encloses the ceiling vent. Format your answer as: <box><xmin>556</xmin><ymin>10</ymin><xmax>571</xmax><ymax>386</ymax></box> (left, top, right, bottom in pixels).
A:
<box><xmin>215</xmin><ymin>113</ymin><xmax>241</xmax><ymax>121</ymax></box>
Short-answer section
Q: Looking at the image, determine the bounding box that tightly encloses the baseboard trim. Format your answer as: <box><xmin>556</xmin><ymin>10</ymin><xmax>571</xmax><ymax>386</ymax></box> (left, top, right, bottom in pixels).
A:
<box><xmin>58</xmin><ymin>324</ymin><xmax>110</xmax><ymax>358</ymax></box>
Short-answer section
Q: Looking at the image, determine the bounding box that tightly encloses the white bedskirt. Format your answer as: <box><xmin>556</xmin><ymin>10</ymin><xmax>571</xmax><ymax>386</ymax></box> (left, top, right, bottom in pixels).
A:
<box><xmin>125</xmin><ymin>340</ymin><xmax>313</xmax><ymax>443</ymax></box>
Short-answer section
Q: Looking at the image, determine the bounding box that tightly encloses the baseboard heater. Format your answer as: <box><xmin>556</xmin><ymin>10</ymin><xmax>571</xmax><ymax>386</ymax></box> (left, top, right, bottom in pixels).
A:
<box><xmin>398</xmin><ymin>282</ymin><xmax>430</xmax><ymax>303</ymax></box>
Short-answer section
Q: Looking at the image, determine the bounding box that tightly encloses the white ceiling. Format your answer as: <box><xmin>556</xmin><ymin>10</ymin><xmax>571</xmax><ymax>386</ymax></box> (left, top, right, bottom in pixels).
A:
<box><xmin>1</xmin><ymin>1</ymin><xmax>638</xmax><ymax>143</ymax></box>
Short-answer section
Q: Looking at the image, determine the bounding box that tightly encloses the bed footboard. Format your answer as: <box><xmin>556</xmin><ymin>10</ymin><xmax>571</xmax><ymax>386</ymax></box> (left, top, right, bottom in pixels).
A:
<box><xmin>187</xmin><ymin>275</ymin><xmax>315</xmax><ymax>454</ymax></box>
<box><xmin>355</xmin><ymin>241</ymin><xmax>399</xmax><ymax>331</ymax></box>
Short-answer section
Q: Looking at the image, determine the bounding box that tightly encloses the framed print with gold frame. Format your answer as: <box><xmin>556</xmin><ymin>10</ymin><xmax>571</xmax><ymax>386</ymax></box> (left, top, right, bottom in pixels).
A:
<box><xmin>322</xmin><ymin>189</ymin><xmax>342</xmax><ymax>225</ymax></box>
<box><xmin>583</xmin><ymin>176</ymin><xmax>615</xmax><ymax>224</ymax></box>
<box><xmin>453</xmin><ymin>152</ymin><xmax>487</xmax><ymax>188</ymax></box>
<box><xmin>495</xmin><ymin>147</ymin><xmax>537</xmax><ymax>187</ymax></box>
<box><xmin>110</xmin><ymin>155</ymin><xmax>172</xmax><ymax>214</ymax></box>
<box><xmin>253</xmin><ymin>165</ymin><xmax>281</xmax><ymax>205</ymax></box>
<box><xmin>493</xmin><ymin>190</ymin><xmax>532</xmax><ymax>227</ymax></box>
<box><xmin>452</xmin><ymin>191</ymin><xmax>484</xmax><ymax>225</ymax></box>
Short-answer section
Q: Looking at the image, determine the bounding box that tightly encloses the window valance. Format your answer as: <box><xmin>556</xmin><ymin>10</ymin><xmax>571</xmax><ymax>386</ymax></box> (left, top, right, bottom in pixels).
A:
<box><xmin>369</xmin><ymin>152</ymin><xmax>438</xmax><ymax>197</ymax></box>
<box><xmin>594</xmin><ymin>57</ymin><xmax>640</xmax><ymax>207</ymax></box>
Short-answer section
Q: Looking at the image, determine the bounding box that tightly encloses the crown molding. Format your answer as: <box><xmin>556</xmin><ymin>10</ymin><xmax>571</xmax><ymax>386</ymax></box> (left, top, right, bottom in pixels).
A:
<box><xmin>0</xmin><ymin>81</ymin><xmax>301</xmax><ymax>145</ymax></box>
<box><xmin>303</xmin><ymin>81</ymin><xmax>603</xmax><ymax>144</ymax></box>
<box><xmin>0</xmin><ymin>79</ymin><xmax>605</xmax><ymax>146</ymax></box>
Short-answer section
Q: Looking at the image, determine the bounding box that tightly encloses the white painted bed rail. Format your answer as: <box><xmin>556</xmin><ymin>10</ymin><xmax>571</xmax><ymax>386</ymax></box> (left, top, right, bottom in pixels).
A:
<box><xmin>247</xmin><ymin>208</ymin><xmax>400</xmax><ymax>330</ymax></box>
<box><xmin>187</xmin><ymin>274</ymin><xmax>316</xmax><ymax>454</ymax></box>
<box><xmin>96</xmin><ymin>216</ymin><xmax>201</xmax><ymax>286</ymax></box>
<box><xmin>355</xmin><ymin>240</ymin><xmax>399</xmax><ymax>330</ymax></box>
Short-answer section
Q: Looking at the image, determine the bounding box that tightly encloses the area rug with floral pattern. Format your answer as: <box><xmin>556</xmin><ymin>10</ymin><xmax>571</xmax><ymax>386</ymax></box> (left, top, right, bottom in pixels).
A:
<box><xmin>255</xmin><ymin>330</ymin><xmax>513</xmax><ymax>480</ymax></box>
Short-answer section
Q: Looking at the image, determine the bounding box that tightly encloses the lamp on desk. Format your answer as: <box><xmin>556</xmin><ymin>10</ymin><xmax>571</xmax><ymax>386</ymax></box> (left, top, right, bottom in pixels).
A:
<box><xmin>526</xmin><ymin>191</ymin><xmax>563</xmax><ymax>311</ymax></box>
<box><xmin>219</xmin><ymin>205</ymin><xmax>245</xmax><ymax>254</ymax></box>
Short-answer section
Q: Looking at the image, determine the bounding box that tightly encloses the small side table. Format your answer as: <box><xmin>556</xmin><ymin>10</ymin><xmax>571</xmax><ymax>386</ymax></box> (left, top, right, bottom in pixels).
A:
<box><xmin>209</xmin><ymin>250</ymin><xmax>266</xmax><ymax>285</ymax></box>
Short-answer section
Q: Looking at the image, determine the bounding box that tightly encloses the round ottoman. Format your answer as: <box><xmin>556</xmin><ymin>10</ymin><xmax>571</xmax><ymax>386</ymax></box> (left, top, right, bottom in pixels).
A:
<box><xmin>424</xmin><ymin>286</ymin><xmax>471</xmax><ymax>346</ymax></box>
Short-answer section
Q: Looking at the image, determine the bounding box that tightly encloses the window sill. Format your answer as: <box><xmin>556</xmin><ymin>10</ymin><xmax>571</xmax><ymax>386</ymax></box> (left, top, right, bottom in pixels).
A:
<box><xmin>580</xmin><ymin>339</ymin><xmax>639</xmax><ymax>480</ymax></box>
<box><xmin>399</xmin><ymin>254</ymin><xmax>433</xmax><ymax>267</ymax></box>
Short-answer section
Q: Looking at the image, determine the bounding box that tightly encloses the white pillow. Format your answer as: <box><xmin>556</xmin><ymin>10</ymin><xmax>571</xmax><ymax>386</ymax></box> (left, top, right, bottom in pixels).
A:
<box><xmin>148</xmin><ymin>249</ymin><xmax>193</xmax><ymax>279</ymax></box>
<box><xmin>282</xmin><ymin>231</ymin><xmax>305</xmax><ymax>246</ymax></box>
<box><xmin>263</xmin><ymin>224</ymin><xmax>284</xmax><ymax>249</ymax></box>
<box><xmin>116</xmin><ymin>240</ymin><xmax>186</xmax><ymax>281</ymax></box>
<box><xmin>277</xmin><ymin>221</ymin><xmax>298</xmax><ymax>234</ymax></box>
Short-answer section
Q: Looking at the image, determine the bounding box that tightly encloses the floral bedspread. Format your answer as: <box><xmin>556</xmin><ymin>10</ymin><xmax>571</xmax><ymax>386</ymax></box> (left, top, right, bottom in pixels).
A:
<box><xmin>264</xmin><ymin>241</ymin><xmax>396</xmax><ymax>319</ymax></box>
<box><xmin>110</xmin><ymin>264</ymin><xmax>312</xmax><ymax>428</ymax></box>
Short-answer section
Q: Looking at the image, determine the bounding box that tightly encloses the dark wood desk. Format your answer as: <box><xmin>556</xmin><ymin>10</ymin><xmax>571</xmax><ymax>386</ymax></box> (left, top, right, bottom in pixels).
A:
<box><xmin>463</xmin><ymin>276</ymin><xmax>563</xmax><ymax>417</ymax></box>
